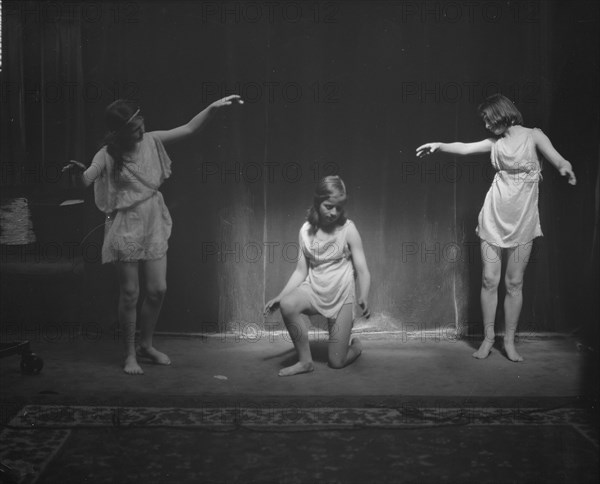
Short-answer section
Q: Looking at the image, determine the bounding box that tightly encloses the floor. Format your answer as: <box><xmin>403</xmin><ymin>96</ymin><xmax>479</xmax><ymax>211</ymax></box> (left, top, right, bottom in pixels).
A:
<box><xmin>1</xmin><ymin>330</ymin><xmax>598</xmax><ymax>483</ymax></box>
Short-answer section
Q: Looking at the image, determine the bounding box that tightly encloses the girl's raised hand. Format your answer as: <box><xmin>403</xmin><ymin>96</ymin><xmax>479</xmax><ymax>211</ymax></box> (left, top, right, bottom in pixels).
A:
<box><xmin>62</xmin><ymin>160</ymin><xmax>86</xmax><ymax>172</ymax></box>
<box><xmin>416</xmin><ymin>142</ymin><xmax>440</xmax><ymax>158</ymax></box>
<box><xmin>210</xmin><ymin>95</ymin><xmax>244</xmax><ymax>109</ymax></box>
<box><xmin>559</xmin><ymin>164</ymin><xmax>577</xmax><ymax>186</ymax></box>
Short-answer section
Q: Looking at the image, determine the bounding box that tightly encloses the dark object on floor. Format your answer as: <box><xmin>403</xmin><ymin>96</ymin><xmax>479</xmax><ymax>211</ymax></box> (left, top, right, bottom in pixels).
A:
<box><xmin>0</xmin><ymin>341</ymin><xmax>43</xmax><ymax>375</ymax></box>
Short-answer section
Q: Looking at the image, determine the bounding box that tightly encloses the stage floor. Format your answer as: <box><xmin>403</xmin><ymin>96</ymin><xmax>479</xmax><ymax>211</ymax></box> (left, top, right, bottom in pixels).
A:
<box><xmin>1</xmin><ymin>332</ymin><xmax>598</xmax><ymax>483</ymax></box>
<box><xmin>0</xmin><ymin>331</ymin><xmax>594</xmax><ymax>404</ymax></box>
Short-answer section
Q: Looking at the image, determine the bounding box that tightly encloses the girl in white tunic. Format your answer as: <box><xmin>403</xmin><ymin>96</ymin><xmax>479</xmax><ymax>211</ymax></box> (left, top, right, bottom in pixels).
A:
<box><xmin>417</xmin><ymin>94</ymin><xmax>576</xmax><ymax>362</ymax></box>
<box><xmin>64</xmin><ymin>95</ymin><xmax>243</xmax><ymax>375</ymax></box>
<box><xmin>265</xmin><ymin>176</ymin><xmax>371</xmax><ymax>376</ymax></box>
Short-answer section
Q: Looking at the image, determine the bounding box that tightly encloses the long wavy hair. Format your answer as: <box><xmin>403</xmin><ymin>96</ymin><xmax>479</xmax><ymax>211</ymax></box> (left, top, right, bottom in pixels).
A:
<box><xmin>102</xmin><ymin>99</ymin><xmax>144</xmax><ymax>172</ymax></box>
<box><xmin>478</xmin><ymin>94</ymin><xmax>523</xmax><ymax>132</ymax></box>
<box><xmin>306</xmin><ymin>175</ymin><xmax>348</xmax><ymax>232</ymax></box>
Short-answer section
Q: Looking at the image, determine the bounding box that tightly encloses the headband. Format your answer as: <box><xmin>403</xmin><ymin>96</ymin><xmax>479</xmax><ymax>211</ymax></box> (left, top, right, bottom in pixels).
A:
<box><xmin>124</xmin><ymin>108</ymin><xmax>141</xmax><ymax>126</ymax></box>
<box><xmin>112</xmin><ymin>108</ymin><xmax>141</xmax><ymax>135</ymax></box>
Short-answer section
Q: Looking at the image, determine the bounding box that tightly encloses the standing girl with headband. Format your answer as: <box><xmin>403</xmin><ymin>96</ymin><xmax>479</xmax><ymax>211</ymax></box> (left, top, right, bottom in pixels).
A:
<box><xmin>416</xmin><ymin>93</ymin><xmax>576</xmax><ymax>361</ymax></box>
<box><xmin>64</xmin><ymin>95</ymin><xmax>243</xmax><ymax>374</ymax></box>
<box><xmin>265</xmin><ymin>176</ymin><xmax>371</xmax><ymax>376</ymax></box>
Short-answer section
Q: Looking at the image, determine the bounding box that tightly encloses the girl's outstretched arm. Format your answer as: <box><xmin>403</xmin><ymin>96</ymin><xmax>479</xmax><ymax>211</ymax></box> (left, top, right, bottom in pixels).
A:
<box><xmin>151</xmin><ymin>95</ymin><xmax>243</xmax><ymax>145</ymax></box>
<box><xmin>264</xmin><ymin>250</ymin><xmax>309</xmax><ymax>314</ymax></box>
<box><xmin>416</xmin><ymin>138</ymin><xmax>494</xmax><ymax>158</ymax></box>
<box><xmin>532</xmin><ymin>129</ymin><xmax>577</xmax><ymax>185</ymax></box>
<box><xmin>347</xmin><ymin>223</ymin><xmax>371</xmax><ymax>319</ymax></box>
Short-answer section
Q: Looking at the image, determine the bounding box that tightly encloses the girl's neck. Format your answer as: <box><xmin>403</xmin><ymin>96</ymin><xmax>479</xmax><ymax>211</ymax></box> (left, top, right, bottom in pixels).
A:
<box><xmin>502</xmin><ymin>125</ymin><xmax>523</xmax><ymax>138</ymax></box>
<box><xmin>123</xmin><ymin>140</ymin><xmax>142</xmax><ymax>156</ymax></box>
<box><xmin>317</xmin><ymin>221</ymin><xmax>343</xmax><ymax>234</ymax></box>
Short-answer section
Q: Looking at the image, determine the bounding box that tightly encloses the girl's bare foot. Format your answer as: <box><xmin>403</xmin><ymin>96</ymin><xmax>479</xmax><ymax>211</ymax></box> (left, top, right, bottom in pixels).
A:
<box><xmin>278</xmin><ymin>361</ymin><xmax>314</xmax><ymax>377</ymax></box>
<box><xmin>136</xmin><ymin>345</ymin><xmax>171</xmax><ymax>365</ymax></box>
<box><xmin>124</xmin><ymin>355</ymin><xmax>144</xmax><ymax>375</ymax></box>
<box><xmin>348</xmin><ymin>337</ymin><xmax>363</xmax><ymax>362</ymax></box>
<box><xmin>503</xmin><ymin>340</ymin><xmax>524</xmax><ymax>362</ymax></box>
<box><xmin>351</xmin><ymin>337</ymin><xmax>362</xmax><ymax>350</ymax></box>
<box><xmin>472</xmin><ymin>338</ymin><xmax>494</xmax><ymax>359</ymax></box>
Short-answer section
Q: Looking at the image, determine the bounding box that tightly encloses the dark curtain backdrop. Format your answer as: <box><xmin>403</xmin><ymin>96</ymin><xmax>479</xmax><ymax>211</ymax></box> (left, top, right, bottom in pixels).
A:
<box><xmin>1</xmin><ymin>1</ymin><xmax>85</xmax><ymax>188</ymax></box>
<box><xmin>2</xmin><ymin>1</ymin><xmax>598</xmax><ymax>339</ymax></box>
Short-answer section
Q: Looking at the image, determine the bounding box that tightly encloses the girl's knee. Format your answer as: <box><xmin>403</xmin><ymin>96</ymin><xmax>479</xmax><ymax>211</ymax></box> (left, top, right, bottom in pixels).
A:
<box><xmin>120</xmin><ymin>285</ymin><xmax>139</xmax><ymax>306</ymax></box>
<box><xmin>504</xmin><ymin>275</ymin><xmax>523</xmax><ymax>296</ymax></box>
<box><xmin>328</xmin><ymin>346</ymin><xmax>347</xmax><ymax>369</ymax></box>
<box><xmin>279</xmin><ymin>295</ymin><xmax>299</xmax><ymax>317</ymax></box>
<box><xmin>146</xmin><ymin>284</ymin><xmax>167</xmax><ymax>302</ymax></box>
<box><xmin>482</xmin><ymin>271</ymin><xmax>500</xmax><ymax>291</ymax></box>
<box><xmin>328</xmin><ymin>358</ymin><xmax>345</xmax><ymax>370</ymax></box>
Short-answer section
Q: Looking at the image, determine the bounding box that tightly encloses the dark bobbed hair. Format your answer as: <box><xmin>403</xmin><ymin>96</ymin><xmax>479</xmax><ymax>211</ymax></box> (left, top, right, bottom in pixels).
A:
<box><xmin>306</xmin><ymin>175</ymin><xmax>348</xmax><ymax>231</ymax></box>
<box><xmin>478</xmin><ymin>93</ymin><xmax>523</xmax><ymax>130</ymax></box>
<box><xmin>102</xmin><ymin>99</ymin><xmax>144</xmax><ymax>171</ymax></box>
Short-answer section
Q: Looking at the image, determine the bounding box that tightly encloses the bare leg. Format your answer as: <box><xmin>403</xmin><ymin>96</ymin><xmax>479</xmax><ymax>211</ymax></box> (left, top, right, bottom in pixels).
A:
<box><xmin>328</xmin><ymin>303</ymin><xmax>362</xmax><ymax>369</ymax></box>
<box><xmin>116</xmin><ymin>262</ymin><xmax>143</xmax><ymax>375</ymax></box>
<box><xmin>136</xmin><ymin>256</ymin><xmax>170</xmax><ymax>365</ymax></box>
<box><xmin>278</xmin><ymin>290</ymin><xmax>316</xmax><ymax>377</ymax></box>
<box><xmin>503</xmin><ymin>243</ymin><xmax>532</xmax><ymax>362</ymax></box>
<box><xmin>473</xmin><ymin>240</ymin><xmax>502</xmax><ymax>359</ymax></box>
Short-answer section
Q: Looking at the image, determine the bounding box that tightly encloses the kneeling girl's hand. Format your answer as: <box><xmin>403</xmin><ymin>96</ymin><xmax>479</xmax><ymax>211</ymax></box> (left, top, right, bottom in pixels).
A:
<box><xmin>264</xmin><ymin>297</ymin><xmax>281</xmax><ymax>316</ymax></box>
<box><xmin>358</xmin><ymin>299</ymin><xmax>370</xmax><ymax>319</ymax></box>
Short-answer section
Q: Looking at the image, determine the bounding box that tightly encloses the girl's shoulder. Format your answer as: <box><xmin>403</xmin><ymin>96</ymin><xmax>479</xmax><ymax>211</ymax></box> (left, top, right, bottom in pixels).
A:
<box><xmin>95</xmin><ymin>144</ymin><xmax>108</xmax><ymax>156</ymax></box>
<box><xmin>343</xmin><ymin>219</ymin><xmax>359</xmax><ymax>239</ymax></box>
<box><xmin>299</xmin><ymin>221</ymin><xmax>313</xmax><ymax>239</ymax></box>
<box><xmin>519</xmin><ymin>126</ymin><xmax>544</xmax><ymax>136</ymax></box>
<box><xmin>529</xmin><ymin>126</ymin><xmax>545</xmax><ymax>135</ymax></box>
<box><xmin>529</xmin><ymin>127</ymin><xmax>549</xmax><ymax>145</ymax></box>
<box><xmin>339</xmin><ymin>219</ymin><xmax>355</xmax><ymax>233</ymax></box>
<box><xmin>300</xmin><ymin>221</ymin><xmax>311</xmax><ymax>232</ymax></box>
<box><xmin>336</xmin><ymin>219</ymin><xmax>356</xmax><ymax>240</ymax></box>
<box><xmin>143</xmin><ymin>132</ymin><xmax>158</xmax><ymax>148</ymax></box>
<box><xmin>93</xmin><ymin>145</ymin><xmax>111</xmax><ymax>165</ymax></box>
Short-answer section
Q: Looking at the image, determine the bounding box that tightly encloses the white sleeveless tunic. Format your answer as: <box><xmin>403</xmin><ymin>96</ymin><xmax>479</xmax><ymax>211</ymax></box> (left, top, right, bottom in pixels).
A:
<box><xmin>477</xmin><ymin>128</ymin><xmax>543</xmax><ymax>247</ymax></box>
<box><xmin>298</xmin><ymin>219</ymin><xmax>356</xmax><ymax>319</ymax></box>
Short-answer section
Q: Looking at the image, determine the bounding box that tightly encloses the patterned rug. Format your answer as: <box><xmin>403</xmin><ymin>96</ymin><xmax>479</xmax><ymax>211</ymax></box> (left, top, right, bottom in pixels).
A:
<box><xmin>1</xmin><ymin>405</ymin><xmax>598</xmax><ymax>483</ymax></box>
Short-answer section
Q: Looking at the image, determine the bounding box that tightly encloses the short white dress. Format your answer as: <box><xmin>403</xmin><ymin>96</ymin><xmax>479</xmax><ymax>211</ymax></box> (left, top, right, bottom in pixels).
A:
<box><xmin>297</xmin><ymin>219</ymin><xmax>356</xmax><ymax>319</ymax></box>
<box><xmin>477</xmin><ymin>128</ymin><xmax>543</xmax><ymax>247</ymax></box>
<box><xmin>91</xmin><ymin>133</ymin><xmax>173</xmax><ymax>263</ymax></box>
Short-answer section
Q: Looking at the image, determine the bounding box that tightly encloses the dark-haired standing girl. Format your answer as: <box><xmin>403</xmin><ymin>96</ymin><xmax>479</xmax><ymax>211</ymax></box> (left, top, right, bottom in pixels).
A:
<box><xmin>64</xmin><ymin>95</ymin><xmax>243</xmax><ymax>374</ymax></box>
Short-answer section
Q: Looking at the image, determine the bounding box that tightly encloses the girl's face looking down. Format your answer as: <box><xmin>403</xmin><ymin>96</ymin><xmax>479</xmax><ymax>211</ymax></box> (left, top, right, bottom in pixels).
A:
<box><xmin>318</xmin><ymin>194</ymin><xmax>346</xmax><ymax>227</ymax></box>
<box><xmin>483</xmin><ymin>116</ymin><xmax>507</xmax><ymax>136</ymax></box>
<box><xmin>130</xmin><ymin>119</ymin><xmax>145</xmax><ymax>142</ymax></box>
